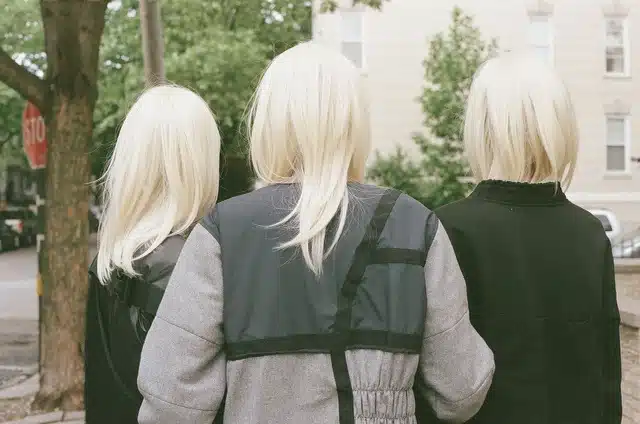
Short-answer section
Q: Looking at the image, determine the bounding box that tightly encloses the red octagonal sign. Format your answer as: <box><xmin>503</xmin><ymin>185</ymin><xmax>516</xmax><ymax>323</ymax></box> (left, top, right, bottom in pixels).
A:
<box><xmin>22</xmin><ymin>102</ymin><xmax>47</xmax><ymax>169</ymax></box>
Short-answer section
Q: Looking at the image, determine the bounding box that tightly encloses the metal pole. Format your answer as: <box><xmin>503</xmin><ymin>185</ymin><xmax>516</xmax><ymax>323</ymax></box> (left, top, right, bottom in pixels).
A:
<box><xmin>35</xmin><ymin>167</ymin><xmax>45</xmax><ymax>376</ymax></box>
<box><xmin>139</xmin><ymin>0</ymin><xmax>166</xmax><ymax>85</ymax></box>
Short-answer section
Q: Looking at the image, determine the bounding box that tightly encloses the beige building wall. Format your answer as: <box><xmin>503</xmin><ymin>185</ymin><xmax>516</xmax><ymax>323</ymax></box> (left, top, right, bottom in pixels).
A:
<box><xmin>313</xmin><ymin>0</ymin><xmax>640</xmax><ymax>232</ymax></box>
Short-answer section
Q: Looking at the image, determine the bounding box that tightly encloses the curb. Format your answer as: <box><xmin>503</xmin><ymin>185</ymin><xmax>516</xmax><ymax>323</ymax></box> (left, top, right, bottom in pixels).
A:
<box><xmin>1</xmin><ymin>411</ymin><xmax>84</xmax><ymax>424</ymax></box>
<box><xmin>0</xmin><ymin>366</ymin><xmax>38</xmax><ymax>392</ymax></box>
<box><xmin>0</xmin><ymin>374</ymin><xmax>38</xmax><ymax>400</ymax></box>
<box><xmin>619</xmin><ymin>295</ymin><xmax>640</xmax><ymax>329</ymax></box>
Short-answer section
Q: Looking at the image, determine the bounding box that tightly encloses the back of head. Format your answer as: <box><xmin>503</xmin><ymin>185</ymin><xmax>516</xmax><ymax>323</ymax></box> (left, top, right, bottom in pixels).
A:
<box><xmin>249</xmin><ymin>41</ymin><xmax>371</xmax><ymax>276</ymax></box>
<box><xmin>464</xmin><ymin>52</ymin><xmax>579</xmax><ymax>187</ymax></box>
<box><xmin>97</xmin><ymin>85</ymin><xmax>220</xmax><ymax>284</ymax></box>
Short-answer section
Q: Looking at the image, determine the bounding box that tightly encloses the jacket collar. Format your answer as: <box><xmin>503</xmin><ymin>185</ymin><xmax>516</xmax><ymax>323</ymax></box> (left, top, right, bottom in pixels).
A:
<box><xmin>470</xmin><ymin>180</ymin><xmax>567</xmax><ymax>206</ymax></box>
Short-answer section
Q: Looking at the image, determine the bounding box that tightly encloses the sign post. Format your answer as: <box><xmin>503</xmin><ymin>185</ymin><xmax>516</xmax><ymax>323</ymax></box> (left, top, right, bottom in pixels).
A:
<box><xmin>22</xmin><ymin>102</ymin><xmax>47</xmax><ymax>377</ymax></box>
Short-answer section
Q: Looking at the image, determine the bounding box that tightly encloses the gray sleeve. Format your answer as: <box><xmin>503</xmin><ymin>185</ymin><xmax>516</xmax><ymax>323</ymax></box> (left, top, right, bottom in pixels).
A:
<box><xmin>137</xmin><ymin>224</ymin><xmax>225</xmax><ymax>424</ymax></box>
<box><xmin>417</xmin><ymin>222</ymin><xmax>495</xmax><ymax>423</ymax></box>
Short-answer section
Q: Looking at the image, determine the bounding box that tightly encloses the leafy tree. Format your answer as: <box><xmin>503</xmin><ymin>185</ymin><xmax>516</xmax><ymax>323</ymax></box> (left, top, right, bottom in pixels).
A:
<box><xmin>0</xmin><ymin>0</ymin><xmax>43</xmax><ymax>168</ymax></box>
<box><xmin>93</xmin><ymin>0</ymin><xmax>296</xmax><ymax>200</ymax></box>
<box><xmin>0</xmin><ymin>0</ymin><xmax>109</xmax><ymax>410</ymax></box>
<box><xmin>0</xmin><ymin>85</ymin><xmax>28</xmax><ymax>166</ymax></box>
<box><xmin>369</xmin><ymin>7</ymin><xmax>496</xmax><ymax>209</ymax></box>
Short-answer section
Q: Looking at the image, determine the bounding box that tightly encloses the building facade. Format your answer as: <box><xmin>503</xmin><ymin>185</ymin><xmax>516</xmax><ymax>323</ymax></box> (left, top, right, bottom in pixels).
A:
<box><xmin>313</xmin><ymin>0</ymin><xmax>640</xmax><ymax>233</ymax></box>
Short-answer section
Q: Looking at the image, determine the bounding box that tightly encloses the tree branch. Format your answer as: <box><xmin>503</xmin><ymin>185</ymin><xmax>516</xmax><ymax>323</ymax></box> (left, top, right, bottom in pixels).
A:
<box><xmin>0</xmin><ymin>135</ymin><xmax>12</xmax><ymax>152</ymax></box>
<box><xmin>0</xmin><ymin>47</ymin><xmax>47</xmax><ymax>112</ymax></box>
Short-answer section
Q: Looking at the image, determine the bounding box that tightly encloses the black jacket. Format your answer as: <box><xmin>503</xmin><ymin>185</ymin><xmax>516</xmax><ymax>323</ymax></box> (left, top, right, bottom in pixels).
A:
<box><xmin>435</xmin><ymin>180</ymin><xmax>622</xmax><ymax>424</ymax></box>
<box><xmin>84</xmin><ymin>235</ymin><xmax>185</xmax><ymax>424</ymax></box>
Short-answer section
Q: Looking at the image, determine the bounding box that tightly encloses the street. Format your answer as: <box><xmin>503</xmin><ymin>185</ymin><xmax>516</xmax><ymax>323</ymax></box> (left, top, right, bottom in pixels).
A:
<box><xmin>0</xmin><ymin>239</ymin><xmax>97</xmax><ymax>389</ymax></box>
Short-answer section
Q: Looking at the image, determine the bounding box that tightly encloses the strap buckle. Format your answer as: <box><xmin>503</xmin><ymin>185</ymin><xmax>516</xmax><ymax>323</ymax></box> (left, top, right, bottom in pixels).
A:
<box><xmin>111</xmin><ymin>275</ymin><xmax>134</xmax><ymax>306</ymax></box>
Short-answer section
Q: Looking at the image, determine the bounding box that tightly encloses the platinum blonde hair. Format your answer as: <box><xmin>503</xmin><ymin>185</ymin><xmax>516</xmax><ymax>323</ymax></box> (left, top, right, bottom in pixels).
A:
<box><xmin>96</xmin><ymin>85</ymin><xmax>221</xmax><ymax>284</ymax></box>
<box><xmin>249</xmin><ymin>41</ymin><xmax>371</xmax><ymax>276</ymax></box>
<box><xmin>464</xmin><ymin>52</ymin><xmax>579</xmax><ymax>188</ymax></box>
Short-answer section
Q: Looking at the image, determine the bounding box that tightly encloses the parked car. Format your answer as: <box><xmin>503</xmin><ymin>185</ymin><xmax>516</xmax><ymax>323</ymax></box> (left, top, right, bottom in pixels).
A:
<box><xmin>587</xmin><ymin>208</ymin><xmax>621</xmax><ymax>241</ymax></box>
<box><xmin>0</xmin><ymin>207</ymin><xmax>37</xmax><ymax>247</ymax></box>
<box><xmin>612</xmin><ymin>227</ymin><xmax>640</xmax><ymax>258</ymax></box>
<box><xmin>0</xmin><ymin>222</ymin><xmax>20</xmax><ymax>252</ymax></box>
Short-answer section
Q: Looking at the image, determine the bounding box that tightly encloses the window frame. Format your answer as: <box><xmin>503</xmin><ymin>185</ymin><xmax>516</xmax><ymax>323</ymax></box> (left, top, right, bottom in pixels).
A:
<box><xmin>528</xmin><ymin>14</ymin><xmax>554</xmax><ymax>63</ymax></box>
<box><xmin>339</xmin><ymin>8</ymin><xmax>365</xmax><ymax>70</ymax></box>
<box><xmin>604</xmin><ymin>17</ymin><xmax>630</xmax><ymax>77</ymax></box>
<box><xmin>605</xmin><ymin>114</ymin><xmax>631</xmax><ymax>174</ymax></box>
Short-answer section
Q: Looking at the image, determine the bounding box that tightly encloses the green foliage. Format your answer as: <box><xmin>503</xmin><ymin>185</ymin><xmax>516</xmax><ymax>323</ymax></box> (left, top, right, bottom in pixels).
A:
<box><xmin>369</xmin><ymin>7</ymin><xmax>496</xmax><ymax>209</ymax></box>
<box><xmin>0</xmin><ymin>0</ymin><xmax>44</xmax><ymax>71</ymax></box>
<box><xmin>0</xmin><ymin>0</ymin><xmax>43</xmax><ymax>168</ymax></box>
<box><xmin>368</xmin><ymin>147</ymin><xmax>431</xmax><ymax>205</ymax></box>
<box><xmin>93</xmin><ymin>0</ymin><xmax>313</xmax><ymax>192</ymax></box>
<box><xmin>0</xmin><ymin>85</ymin><xmax>29</xmax><ymax>168</ymax></box>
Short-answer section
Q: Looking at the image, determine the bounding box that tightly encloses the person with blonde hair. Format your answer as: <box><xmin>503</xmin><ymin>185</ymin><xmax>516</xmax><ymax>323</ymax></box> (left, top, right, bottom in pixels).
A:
<box><xmin>137</xmin><ymin>41</ymin><xmax>494</xmax><ymax>424</ymax></box>
<box><xmin>85</xmin><ymin>85</ymin><xmax>221</xmax><ymax>424</ymax></box>
<box><xmin>436</xmin><ymin>52</ymin><xmax>622</xmax><ymax>424</ymax></box>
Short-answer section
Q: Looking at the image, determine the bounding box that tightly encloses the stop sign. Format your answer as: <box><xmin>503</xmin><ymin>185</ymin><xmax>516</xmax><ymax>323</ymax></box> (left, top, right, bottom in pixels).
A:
<box><xmin>22</xmin><ymin>102</ymin><xmax>47</xmax><ymax>169</ymax></box>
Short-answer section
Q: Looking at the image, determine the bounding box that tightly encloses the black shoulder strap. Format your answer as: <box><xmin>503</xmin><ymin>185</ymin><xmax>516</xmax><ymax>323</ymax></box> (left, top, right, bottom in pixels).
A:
<box><xmin>334</xmin><ymin>188</ymin><xmax>401</xmax><ymax>331</ymax></box>
<box><xmin>109</xmin><ymin>271</ymin><xmax>169</xmax><ymax>316</ymax></box>
<box><xmin>90</xmin><ymin>275</ymin><xmax>142</xmax><ymax>401</ymax></box>
<box><xmin>107</xmin><ymin>234</ymin><xmax>186</xmax><ymax>316</ymax></box>
<box><xmin>331</xmin><ymin>188</ymin><xmax>401</xmax><ymax>424</ymax></box>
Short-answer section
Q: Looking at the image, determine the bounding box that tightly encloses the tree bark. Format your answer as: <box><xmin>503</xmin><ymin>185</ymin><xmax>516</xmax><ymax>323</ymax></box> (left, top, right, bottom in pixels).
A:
<box><xmin>32</xmin><ymin>0</ymin><xmax>108</xmax><ymax>411</ymax></box>
<box><xmin>139</xmin><ymin>0</ymin><xmax>166</xmax><ymax>85</ymax></box>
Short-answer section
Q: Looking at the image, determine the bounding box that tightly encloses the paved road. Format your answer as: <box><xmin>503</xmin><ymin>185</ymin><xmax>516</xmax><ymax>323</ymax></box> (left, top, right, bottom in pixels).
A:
<box><xmin>0</xmin><ymin>239</ymin><xmax>97</xmax><ymax>388</ymax></box>
<box><xmin>0</xmin><ymin>246</ymin><xmax>38</xmax><ymax>388</ymax></box>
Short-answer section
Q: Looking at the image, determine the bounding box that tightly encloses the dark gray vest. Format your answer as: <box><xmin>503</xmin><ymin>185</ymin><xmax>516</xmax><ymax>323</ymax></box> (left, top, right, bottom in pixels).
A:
<box><xmin>201</xmin><ymin>182</ymin><xmax>440</xmax><ymax>424</ymax></box>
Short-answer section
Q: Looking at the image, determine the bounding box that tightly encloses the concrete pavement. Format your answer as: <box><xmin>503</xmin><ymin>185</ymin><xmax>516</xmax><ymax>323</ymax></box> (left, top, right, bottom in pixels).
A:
<box><xmin>0</xmin><ymin>247</ymin><xmax>39</xmax><ymax>390</ymax></box>
<box><xmin>0</xmin><ymin>237</ymin><xmax>97</xmax><ymax>389</ymax></box>
<box><xmin>1</xmin><ymin>410</ymin><xmax>84</xmax><ymax>424</ymax></box>
<box><xmin>0</xmin><ymin>239</ymin><xmax>95</xmax><ymax>423</ymax></box>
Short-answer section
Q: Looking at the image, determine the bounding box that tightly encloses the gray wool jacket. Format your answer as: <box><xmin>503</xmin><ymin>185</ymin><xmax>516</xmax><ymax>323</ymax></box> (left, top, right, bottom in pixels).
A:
<box><xmin>137</xmin><ymin>183</ymin><xmax>495</xmax><ymax>424</ymax></box>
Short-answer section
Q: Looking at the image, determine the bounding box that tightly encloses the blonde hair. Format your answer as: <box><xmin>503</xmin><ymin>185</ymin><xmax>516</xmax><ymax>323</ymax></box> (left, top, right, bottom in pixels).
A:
<box><xmin>249</xmin><ymin>41</ymin><xmax>371</xmax><ymax>276</ymax></box>
<box><xmin>96</xmin><ymin>85</ymin><xmax>221</xmax><ymax>284</ymax></box>
<box><xmin>464</xmin><ymin>51</ymin><xmax>578</xmax><ymax>188</ymax></box>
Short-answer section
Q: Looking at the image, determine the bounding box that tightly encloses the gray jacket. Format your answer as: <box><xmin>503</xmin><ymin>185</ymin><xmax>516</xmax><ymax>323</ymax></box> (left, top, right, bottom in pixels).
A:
<box><xmin>137</xmin><ymin>183</ymin><xmax>494</xmax><ymax>424</ymax></box>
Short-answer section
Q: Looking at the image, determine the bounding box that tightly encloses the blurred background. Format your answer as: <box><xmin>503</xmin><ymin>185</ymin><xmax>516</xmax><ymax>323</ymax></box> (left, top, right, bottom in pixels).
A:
<box><xmin>0</xmin><ymin>0</ymin><xmax>639</xmax><ymax>423</ymax></box>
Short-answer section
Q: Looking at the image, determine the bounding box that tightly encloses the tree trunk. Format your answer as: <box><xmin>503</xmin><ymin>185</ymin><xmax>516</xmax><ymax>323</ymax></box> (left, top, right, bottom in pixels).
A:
<box><xmin>32</xmin><ymin>0</ymin><xmax>108</xmax><ymax>411</ymax></box>
<box><xmin>36</xmin><ymin>93</ymin><xmax>93</xmax><ymax>411</ymax></box>
<box><xmin>139</xmin><ymin>0</ymin><xmax>166</xmax><ymax>85</ymax></box>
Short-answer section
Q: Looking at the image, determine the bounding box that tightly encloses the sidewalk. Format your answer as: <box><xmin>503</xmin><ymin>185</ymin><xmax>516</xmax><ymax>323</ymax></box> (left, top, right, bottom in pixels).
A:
<box><xmin>0</xmin><ymin>375</ymin><xmax>83</xmax><ymax>424</ymax></box>
<box><xmin>1</xmin><ymin>411</ymin><xmax>84</xmax><ymax>424</ymax></box>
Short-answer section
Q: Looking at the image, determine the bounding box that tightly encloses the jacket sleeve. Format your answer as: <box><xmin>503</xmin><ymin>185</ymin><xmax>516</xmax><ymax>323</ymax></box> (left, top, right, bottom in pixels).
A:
<box><xmin>602</xmin><ymin>239</ymin><xmax>622</xmax><ymax>424</ymax></box>
<box><xmin>137</xmin><ymin>224</ymin><xmax>225</xmax><ymax>424</ymax></box>
<box><xmin>416</xmin><ymin>221</ymin><xmax>495</xmax><ymax>423</ymax></box>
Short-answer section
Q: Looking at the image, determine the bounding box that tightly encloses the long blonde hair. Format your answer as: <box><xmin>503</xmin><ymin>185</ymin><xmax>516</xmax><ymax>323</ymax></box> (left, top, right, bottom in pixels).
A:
<box><xmin>249</xmin><ymin>41</ymin><xmax>371</xmax><ymax>276</ymax></box>
<box><xmin>96</xmin><ymin>85</ymin><xmax>221</xmax><ymax>284</ymax></box>
<box><xmin>464</xmin><ymin>52</ymin><xmax>579</xmax><ymax>188</ymax></box>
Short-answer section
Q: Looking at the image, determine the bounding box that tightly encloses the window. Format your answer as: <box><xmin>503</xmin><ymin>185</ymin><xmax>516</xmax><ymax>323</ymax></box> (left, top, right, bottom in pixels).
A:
<box><xmin>528</xmin><ymin>15</ymin><xmax>552</xmax><ymax>62</ymax></box>
<box><xmin>605</xmin><ymin>18</ymin><xmax>629</xmax><ymax>75</ymax></box>
<box><xmin>606</xmin><ymin>116</ymin><xmax>629</xmax><ymax>172</ymax></box>
<box><xmin>340</xmin><ymin>10</ymin><xmax>363</xmax><ymax>68</ymax></box>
